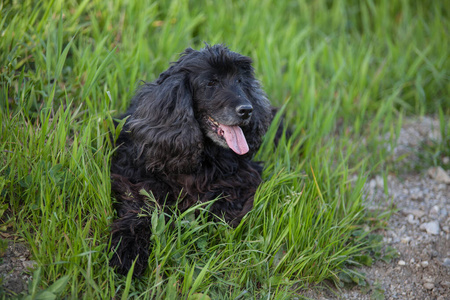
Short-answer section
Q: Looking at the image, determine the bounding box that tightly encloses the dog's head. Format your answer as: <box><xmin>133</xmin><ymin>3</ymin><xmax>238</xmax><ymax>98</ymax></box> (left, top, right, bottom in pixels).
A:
<box><xmin>128</xmin><ymin>44</ymin><xmax>272</xmax><ymax>173</ymax></box>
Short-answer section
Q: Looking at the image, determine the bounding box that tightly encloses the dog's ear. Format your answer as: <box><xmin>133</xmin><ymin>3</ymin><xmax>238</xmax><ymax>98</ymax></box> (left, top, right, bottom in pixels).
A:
<box><xmin>242</xmin><ymin>80</ymin><xmax>273</xmax><ymax>155</ymax></box>
<box><xmin>127</xmin><ymin>72</ymin><xmax>203</xmax><ymax>174</ymax></box>
<box><xmin>156</xmin><ymin>48</ymin><xmax>197</xmax><ymax>85</ymax></box>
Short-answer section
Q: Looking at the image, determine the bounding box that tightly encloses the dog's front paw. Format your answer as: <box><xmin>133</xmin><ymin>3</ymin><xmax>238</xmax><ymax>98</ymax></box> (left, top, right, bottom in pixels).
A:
<box><xmin>109</xmin><ymin>230</ymin><xmax>150</xmax><ymax>277</ymax></box>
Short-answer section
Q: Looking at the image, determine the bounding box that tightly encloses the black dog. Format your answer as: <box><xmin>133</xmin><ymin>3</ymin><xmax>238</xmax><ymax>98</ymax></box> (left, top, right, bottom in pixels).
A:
<box><xmin>109</xmin><ymin>44</ymin><xmax>274</xmax><ymax>276</ymax></box>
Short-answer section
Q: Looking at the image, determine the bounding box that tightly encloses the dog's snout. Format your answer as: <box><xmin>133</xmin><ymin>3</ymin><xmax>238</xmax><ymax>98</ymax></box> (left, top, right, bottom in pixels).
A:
<box><xmin>236</xmin><ymin>105</ymin><xmax>253</xmax><ymax>119</ymax></box>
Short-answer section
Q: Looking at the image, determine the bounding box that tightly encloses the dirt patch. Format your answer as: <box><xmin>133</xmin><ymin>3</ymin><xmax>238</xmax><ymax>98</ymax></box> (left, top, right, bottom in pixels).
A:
<box><xmin>0</xmin><ymin>241</ymin><xmax>36</xmax><ymax>297</ymax></box>
<box><xmin>357</xmin><ymin>171</ymin><xmax>450</xmax><ymax>300</ymax></box>
<box><xmin>302</xmin><ymin>116</ymin><xmax>450</xmax><ymax>299</ymax></box>
<box><xmin>357</xmin><ymin>117</ymin><xmax>450</xmax><ymax>300</ymax></box>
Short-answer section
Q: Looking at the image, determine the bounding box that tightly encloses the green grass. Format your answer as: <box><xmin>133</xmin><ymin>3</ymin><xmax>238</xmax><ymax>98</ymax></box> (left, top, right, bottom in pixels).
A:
<box><xmin>0</xmin><ymin>0</ymin><xmax>449</xmax><ymax>298</ymax></box>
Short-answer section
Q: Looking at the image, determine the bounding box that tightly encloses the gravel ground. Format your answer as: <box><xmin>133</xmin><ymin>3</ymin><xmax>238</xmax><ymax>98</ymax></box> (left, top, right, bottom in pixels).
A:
<box><xmin>303</xmin><ymin>116</ymin><xmax>450</xmax><ymax>300</ymax></box>
<box><xmin>1</xmin><ymin>117</ymin><xmax>449</xmax><ymax>299</ymax></box>
<box><xmin>0</xmin><ymin>242</ymin><xmax>36</xmax><ymax>296</ymax></box>
<box><xmin>340</xmin><ymin>169</ymin><xmax>450</xmax><ymax>300</ymax></box>
<box><xmin>353</xmin><ymin>117</ymin><xmax>450</xmax><ymax>300</ymax></box>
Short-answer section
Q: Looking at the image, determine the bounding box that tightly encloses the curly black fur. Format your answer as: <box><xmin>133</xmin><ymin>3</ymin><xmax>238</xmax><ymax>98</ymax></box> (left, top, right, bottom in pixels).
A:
<box><xmin>109</xmin><ymin>44</ymin><xmax>273</xmax><ymax>276</ymax></box>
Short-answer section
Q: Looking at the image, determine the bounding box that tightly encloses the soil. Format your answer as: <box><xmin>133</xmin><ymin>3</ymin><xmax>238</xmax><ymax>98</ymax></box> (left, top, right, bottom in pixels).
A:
<box><xmin>303</xmin><ymin>116</ymin><xmax>450</xmax><ymax>300</ymax></box>
<box><xmin>0</xmin><ymin>241</ymin><xmax>36</xmax><ymax>297</ymax></box>
<box><xmin>1</xmin><ymin>116</ymin><xmax>449</xmax><ymax>299</ymax></box>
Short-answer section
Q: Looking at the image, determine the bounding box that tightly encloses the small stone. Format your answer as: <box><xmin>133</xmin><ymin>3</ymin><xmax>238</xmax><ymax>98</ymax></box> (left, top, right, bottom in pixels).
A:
<box><xmin>407</xmin><ymin>214</ymin><xmax>417</xmax><ymax>225</ymax></box>
<box><xmin>428</xmin><ymin>166</ymin><xmax>450</xmax><ymax>184</ymax></box>
<box><xmin>22</xmin><ymin>260</ymin><xmax>37</xmax><ymax>270</ymax></box>
<box><xmin>410</xmin><ymin>191</ymin><xmax>423</xmax><ymax>201</ymax></box>
<box><xmin>420</xmin><ymin>221</ymin><xmax>440</xmax><ymax>235</ymax></box>
<box><xmin>437</xmin><ymin>183</ymin><xmax>447</xmax><ymax>191</ymax></box>
<box><xmin>403</xmin><ymin>209</ymin><xmax>426</xmax><ymax>218</ymax></box>
<box><xmin>410</xmin><ymin>258</ymin><xmax>415</xmax><ymax>264</ymax></box>
<box><xmin>423</xmin><ymin>282</ymin><xmax>435</xmax><ymax>290</ymax></box>
<box><xmin>430</xmin><ymin>205</ymin><xmax>439</xmax><ymax>216</ymax></box>
<box><xmin>443</xmin><ymin>156</ymin><xmax>450</xmax><ymax>164</ymax></box>
<box><xmin>398</xmin><ymin>260</ymin><xmax>406</xmax><ymax>266</ymax></box>
<box><xmin>421</xmin><ymin>261</ymin><xmax>429</xmax><ymax>268</ymax></box>
<box><xmin>443</xmin><ymin>258</ymin><xmax>450</xmax><ymax>267</ymax></box>
<box><xmin>363</xmin><ymin>224</ymin><xmax>370</xmax><ymax>232</ymax></box>
<box><xmin>401</xmin><ymin>236</ymin><xmax>412</xmax><ymax>244</ymax></box>
<box><xmin>375</xmin><ymin>175</ymin><xmax>384</xmax><ymax>188</ymax></box>
<box><xmin>442</xmin><ymin>226</ymin><xmax>449</xmax><ymax>233</ymax></box>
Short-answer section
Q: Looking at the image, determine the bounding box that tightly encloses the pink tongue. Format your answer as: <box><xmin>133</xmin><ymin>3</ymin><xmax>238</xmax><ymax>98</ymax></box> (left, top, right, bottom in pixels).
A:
<box><xmin>219</xmin><ymin>124</ymin><xmax>249</xmax><ymax>155</ymax></box>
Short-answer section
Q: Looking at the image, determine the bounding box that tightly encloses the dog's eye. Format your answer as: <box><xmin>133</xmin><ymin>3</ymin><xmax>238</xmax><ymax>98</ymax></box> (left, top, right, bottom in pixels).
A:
<box><xmin>236</xmin><ymin>78</ymin><xmax>242</xmax><ymax>84</ymax></box>
<box><xmin>207</xmin><ymin>80</ymin><xmax>218</xmax><ymax>87</ymax></box>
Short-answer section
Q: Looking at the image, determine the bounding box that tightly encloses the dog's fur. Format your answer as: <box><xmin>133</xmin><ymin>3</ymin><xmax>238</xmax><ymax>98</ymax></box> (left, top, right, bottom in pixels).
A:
<box><xmin>109</xmin><ymin>44</ymin><xmax>273</xmax><ymax>276</ymax></box>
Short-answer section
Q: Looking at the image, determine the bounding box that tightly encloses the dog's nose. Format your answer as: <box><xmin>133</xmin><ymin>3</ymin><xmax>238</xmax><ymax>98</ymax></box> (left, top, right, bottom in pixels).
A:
<box><xmin>236</xmin><ymin>105</ymin><xmax>253</xmax><ymax>120</ymax></box>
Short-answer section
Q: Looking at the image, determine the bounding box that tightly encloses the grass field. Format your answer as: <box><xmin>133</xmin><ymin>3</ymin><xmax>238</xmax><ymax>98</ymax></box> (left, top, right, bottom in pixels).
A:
<box><xmin>1</xmin><ymin>0</ymin><xmax>449</xmax><ymax>298</ymax></box>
